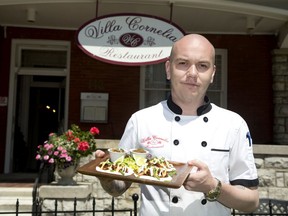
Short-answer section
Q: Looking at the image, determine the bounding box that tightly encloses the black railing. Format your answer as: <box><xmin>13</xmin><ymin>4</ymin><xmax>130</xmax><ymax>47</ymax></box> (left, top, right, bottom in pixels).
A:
<box><xmin>32</xmin><ymin>162</ymin><xmax>55</xmax><ymax>214</ymax></box>
<box><xmin>231</xmin><ymin>198</ymin><xmax>288</xmax><ymax>216</ymax></box>
<box><xmin>1</xmin><ymin>196</ymin><xmax>288</xmax><ymax>215</ymax></box>
<box><xmin>0</xmin><ymin>194</ymin><xmax>139</xmax><ymax>215</ymax></box>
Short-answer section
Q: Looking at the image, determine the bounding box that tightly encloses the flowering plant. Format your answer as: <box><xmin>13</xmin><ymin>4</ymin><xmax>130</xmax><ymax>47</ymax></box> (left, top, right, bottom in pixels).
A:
<box><xmin>36</xmin><ymin>124</ymin><xmax>99</xmax><ymax>168</ymax></box>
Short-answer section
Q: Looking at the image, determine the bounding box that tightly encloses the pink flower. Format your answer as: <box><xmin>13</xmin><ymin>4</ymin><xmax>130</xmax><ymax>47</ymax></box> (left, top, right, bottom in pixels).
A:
<box><xmin>44</xmin><ymin>143</ymin><xmax>50</xmax><ymax>149</ymax></box>
<box><xmin>90</xmin><ymin>127</ymin><xmax>100</xmax><ymax>135</ymax></box>
<box><xmin>44</xmin><ymin>143</ymin><xmax>54</xmax><ymax>150</ymax></box>
<box><xmin>35</xmin><ymin>124</ymin><xmax>98</xmax><ymax>165</ymax></box>
<box><xmin>78</xmin><ymin>141</ymin><xmax>90</xmax><ymax>151</ymax></box>
<box><xmin>60</xmin><ymin>153</ymin><xmax>68</xmax><ymax>158</ymax></box>
<box><xmin>43</xmin><ymin>155</ymin><xmax>50</xmax><ymax>160</ymax></box>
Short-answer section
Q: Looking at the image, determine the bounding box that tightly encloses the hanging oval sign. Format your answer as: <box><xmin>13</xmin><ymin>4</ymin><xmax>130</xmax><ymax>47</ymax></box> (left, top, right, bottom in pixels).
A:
<box><xmin>76</xmin><ymin>13</ymin><xmax>185</xmax><ymax>66</ymax></box>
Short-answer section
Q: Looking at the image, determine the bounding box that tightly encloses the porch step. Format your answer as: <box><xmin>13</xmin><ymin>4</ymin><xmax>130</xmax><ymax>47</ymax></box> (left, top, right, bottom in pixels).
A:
<box><xmin>0</xmin><ymin>187</ymin><xmax>33</xmax><ymax>214</ymax></box>
<box><xmin>0</xmin><ymin>187</ymin><xmax>33</xmax><ymax>197</ymax></box>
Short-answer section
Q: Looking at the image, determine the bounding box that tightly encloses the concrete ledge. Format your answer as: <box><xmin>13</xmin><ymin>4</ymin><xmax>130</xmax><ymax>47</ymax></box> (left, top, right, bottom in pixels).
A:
<box><xmin>96</xmin><ymin>139</ymin><xmax>118</xmax><ymax>149</ymax></box>
<box><xmin>39</xmin><ymin>182</ymin><xmax>92</xmax><ymax>199</ymax></box>
<box><xmin>254</xmin><ymin>144</ymin><xmax>288</xmax><ymax>156</ymax></box>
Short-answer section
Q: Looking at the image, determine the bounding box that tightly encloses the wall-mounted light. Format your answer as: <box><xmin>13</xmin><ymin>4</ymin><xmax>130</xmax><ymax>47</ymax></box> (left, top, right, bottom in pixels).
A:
<box><xmin>27</xmin><ymin>8</ymin><xmax>36</xmax><ymax>22</ymax></box>
<box><xmin>246</xmin><ymin>16</ymin><xmax>255</xmax><ymax>31</ymax></box>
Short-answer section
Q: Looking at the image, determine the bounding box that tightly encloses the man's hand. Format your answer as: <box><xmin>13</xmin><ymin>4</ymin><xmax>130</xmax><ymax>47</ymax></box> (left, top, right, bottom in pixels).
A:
<box><xmin>183</xmin><ymin>160</ymin><xmax>217</xmax><ymax>194</ymax></box>
<box><xmin>184</xmin><ymin>160</ymin><xmax>259</xmax><ymax>212</ymax></box>
<box><xmin>94</xmin><ymin>149</ymin><xmax>132</xmax><ymax>197</ymax></box>
<box><xmin>95</xmin><ymin>149</ymin><xmax>106</xmax><ymax>158</ymax></box>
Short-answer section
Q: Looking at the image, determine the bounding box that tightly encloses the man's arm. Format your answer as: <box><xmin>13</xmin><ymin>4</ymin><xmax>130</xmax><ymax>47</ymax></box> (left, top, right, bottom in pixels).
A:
<box><xmin>218</xmin><ymin>183</ymin><xmax>258</xmax><ymax>212</ymax></box>
<box><xmin>184</xmin><ymin>160</ymin><xmax>259</xmax><ymax>212</ymax></box>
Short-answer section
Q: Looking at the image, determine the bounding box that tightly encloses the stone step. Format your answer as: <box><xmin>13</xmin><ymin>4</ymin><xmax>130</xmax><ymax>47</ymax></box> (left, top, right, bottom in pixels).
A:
<box><xmin>0</xmin><ymin>186</ymin><xmax>34</xmax><ymax>214</ymax></box>
<box><xmin>0</xmin><ymin>187</ymin><xmax>33</xmax><ymax>197</ymax></box>
<box><xmin>0</xmin><ymin>197</ymin><xmax>33</xmax><ymax>214</ymax></box>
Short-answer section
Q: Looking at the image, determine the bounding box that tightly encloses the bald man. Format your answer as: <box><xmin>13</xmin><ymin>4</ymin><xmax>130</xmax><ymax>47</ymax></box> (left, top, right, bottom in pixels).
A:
<box><xmin>96</xmin><ymin>34</ymin><xmax>259</xmax><ymax>216</ymax></box>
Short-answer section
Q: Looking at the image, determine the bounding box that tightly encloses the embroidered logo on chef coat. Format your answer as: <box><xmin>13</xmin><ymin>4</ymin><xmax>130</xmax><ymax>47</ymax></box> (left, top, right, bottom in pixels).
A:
<box><xmin>141</xmin><ymin>135</ymin><xmax>168</xmax><ymax>148</ymax></box>
<box><xmin>246</xmin><ymin>132</ymin><xmax>252</xmax><ymax>147</ymax></box>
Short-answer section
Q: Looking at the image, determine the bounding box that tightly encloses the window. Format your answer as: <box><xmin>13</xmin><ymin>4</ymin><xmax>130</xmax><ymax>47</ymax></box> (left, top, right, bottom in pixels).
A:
<box><xmin>21</xmin><ymin>50</ymin><xmax>67</xmax><ymax>69</ymax></box>
<box><xmin>140</xmin><ymin>49</ymin><xmax>227</xmax><ymax>109</ymax></box>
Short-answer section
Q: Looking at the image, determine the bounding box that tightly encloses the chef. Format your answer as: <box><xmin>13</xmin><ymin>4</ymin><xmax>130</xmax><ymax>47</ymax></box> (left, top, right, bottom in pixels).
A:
<box><xmin>96</xmin><ymin>33</ymin><xmax>259</xmax><ymax>216</ymax></box>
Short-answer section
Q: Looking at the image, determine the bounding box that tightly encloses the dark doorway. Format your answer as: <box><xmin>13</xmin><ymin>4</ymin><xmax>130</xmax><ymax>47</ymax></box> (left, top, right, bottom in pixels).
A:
<box><xmin>13</xmin><ymin>75</ymin><xmax>65</xmax><ymax>173</ymax></box>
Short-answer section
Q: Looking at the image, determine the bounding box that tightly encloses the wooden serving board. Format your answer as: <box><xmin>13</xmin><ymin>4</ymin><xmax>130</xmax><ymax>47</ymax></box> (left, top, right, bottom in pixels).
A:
<box><xmin>77</xmin><ymin>154</ymin><xmax>193</xmax><ymax>189</ymax></box>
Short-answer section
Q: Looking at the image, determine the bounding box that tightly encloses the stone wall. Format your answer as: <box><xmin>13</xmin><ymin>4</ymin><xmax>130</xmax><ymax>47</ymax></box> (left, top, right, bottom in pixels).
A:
<box><xmin>71</xmin><ymin>141</ymin><xmax>288</xmax><ymax>214</ymax></box>
<box><xmin>272</xmin><ymin>49</ymin><xmax>288</xmax><ymax>144</ymax></box>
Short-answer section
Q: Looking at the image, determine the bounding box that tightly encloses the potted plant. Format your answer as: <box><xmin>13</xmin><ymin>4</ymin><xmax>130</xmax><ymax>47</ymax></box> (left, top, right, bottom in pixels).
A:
<box><xmin>36</xmin><ymin>124</ymin><xmax>99</xmax><ymax>185</ymax></box>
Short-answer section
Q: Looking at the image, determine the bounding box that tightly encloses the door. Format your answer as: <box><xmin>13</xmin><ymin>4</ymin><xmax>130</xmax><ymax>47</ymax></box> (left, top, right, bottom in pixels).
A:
<box><xmin>5</xmin><ymin>39</ymin><xmax>70</xmax><ymax>173</ymax></box>
<box><xmin>13</xmin><ymin>75</ymin><xmax>65</xmax><ymax>172</ymax></box>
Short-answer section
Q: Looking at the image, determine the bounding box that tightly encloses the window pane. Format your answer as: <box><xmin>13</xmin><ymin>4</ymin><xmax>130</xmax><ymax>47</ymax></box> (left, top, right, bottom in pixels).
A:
<box><xmin>21</xmin><ymin>50</ymin><xmax>67</xmax><ymax>68</ymax></box>
<box><xmin>208</xmin><ymin>55</ymin><xmax>222</xmax><ymax>90</ymax></box>
<box><xmin>206</xmin><ymin>91</ymin><xmax>221</xmax><ymax>106</ymax></box>
<box><xmin>145</xmin><ymin>64</ymin><xmax>170</xmax><ymax>89</ymax></box>
<box><xmin>145</xmin><ymin>90</ymin><xmax>170</xmax><ymax>107</ymax></box>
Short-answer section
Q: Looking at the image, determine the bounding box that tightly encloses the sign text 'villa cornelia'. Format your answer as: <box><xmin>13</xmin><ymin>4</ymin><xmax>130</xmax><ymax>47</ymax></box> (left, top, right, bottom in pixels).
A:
<box><xmin>77</xmin><ymin>13</ymin><xmax>185</xmax><ymax>66</ymax></box>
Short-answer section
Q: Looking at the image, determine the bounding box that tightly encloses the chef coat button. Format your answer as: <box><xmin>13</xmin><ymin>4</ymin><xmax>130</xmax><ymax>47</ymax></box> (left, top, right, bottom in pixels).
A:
<box><xmin>201</xmin><ymin>141</ymin><xmax>207</xmax><ymax>147</ymax></box>
<box><xmin>201</xmin><ymin>199</ymin><xmax>207</xmax><ymax>205</ymax></box>
<box><xmin>203</xmin><ymin>117</ymin><xmax>208</xmax><ymax>122</ymax></box>
<box><xmin>172</xmin><ymin>196</ymin><xmax>178</xmax><ymax>203</ymax></box>
<box><xmin>175</xmin><ymin>116</ymin><xmax>181</xmax><ymax>122</ymax></box>
<box><xmin>173</xmin><ymin>139</ymin><xmax>179</xmax><ymax>146</ymax></box>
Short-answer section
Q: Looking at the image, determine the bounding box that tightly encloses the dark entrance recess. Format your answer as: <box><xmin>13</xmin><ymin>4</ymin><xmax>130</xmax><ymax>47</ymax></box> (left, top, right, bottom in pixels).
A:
<box><xmin>13</xmin><ymin>75</ymin><xmax>65</xmax><ymax>175</ymax></box>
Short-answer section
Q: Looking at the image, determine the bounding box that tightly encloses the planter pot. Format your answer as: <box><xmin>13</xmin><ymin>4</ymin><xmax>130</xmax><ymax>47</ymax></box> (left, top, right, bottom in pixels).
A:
<box><xmin>56</xmin><ymin>161</ymin><xmax>79</xmax><ymax>185</ymax></box>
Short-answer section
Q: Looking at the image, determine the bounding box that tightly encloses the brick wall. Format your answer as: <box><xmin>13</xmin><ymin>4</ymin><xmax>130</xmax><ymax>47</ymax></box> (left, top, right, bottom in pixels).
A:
<box><xmin>68</xmin><ymin>40</ymin><xmax>140</xmax><ymax>139</ymax></box>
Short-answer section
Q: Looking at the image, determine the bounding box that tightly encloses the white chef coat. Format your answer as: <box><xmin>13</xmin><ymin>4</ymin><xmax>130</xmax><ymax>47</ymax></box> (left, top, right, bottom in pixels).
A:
<box><xmin>119</xmin><ymin>96</ymin><xmax>259</xmax><ymax>216</ymax></box>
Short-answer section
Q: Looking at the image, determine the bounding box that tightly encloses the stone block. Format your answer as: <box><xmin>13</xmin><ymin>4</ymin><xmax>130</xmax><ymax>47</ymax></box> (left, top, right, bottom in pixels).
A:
<box><xmin>257</xmin><ymin>169</ymin><xmax>275</xmax><ymax>187</ymax></box>
<box><xmin>273</xmin><ymin>55</ymin><xmax>288</xmax><ymax>63</ymax></box>
<box><xmin>258</xmin><ymin>188</ymin><xmax>268</xmax><ymax>198</ymax></box>
<box><xmin>39</xmin><ymin>182</ymin><xmax>92</xmax><ymax>199</ymax></box>
<box><xmin>265</xmin><ymin>157</ymin><xmax>288</xmax><ymax>169</ymax></box>
<box><xmin>41</xmin><ymin>199</ymin><xmax>62</xmax><ymax>213</ymax></box>
<box><xmin>255</xmin><ymin>158</ymin><xmax>264</xmax><ymax>169</ymax></box>
<box><xmin>279</xmin><ymin>105</ymin><xmax>288</xmax><ymax>116</ymax></box>
<box><xmin>273</xmin><ymin>82</ymin><xmax>285</xmax><ymax>91</ymax></box>
<box><xmin>273</xmin><ymin>125</ymin><xmax>285</xmax><ymax>133</ymax></box>
<box><xmin>268</xmin><ymin>187</ymin><xmax>288</xmax><ymax>200</ymax></box>
<box><xmin>276</xmin><ymin>171</ymin><xmax>284</xmax><ymax>187</ymax></box>
<box><xmin>285</xmin><ymin>172</ymin><xmax>288</xmax><ymax>187</ymax></box>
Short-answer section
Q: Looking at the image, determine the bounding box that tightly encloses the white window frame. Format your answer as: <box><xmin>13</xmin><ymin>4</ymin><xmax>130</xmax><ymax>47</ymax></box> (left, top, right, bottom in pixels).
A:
<box><xmin>140</xmin><ymin>49</ymin><xmax>227</xmax><ymax>109</ymax></box>
<box><xmin>5</xmin><ymin>39</ymin><xmax>71</xmax><ymax>173</ymax></box>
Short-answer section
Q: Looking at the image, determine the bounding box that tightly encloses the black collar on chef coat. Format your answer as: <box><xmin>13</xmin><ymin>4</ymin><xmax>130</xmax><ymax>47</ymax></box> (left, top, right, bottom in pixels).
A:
<box><xmin>167</xmin><ymin>94</ymin><xmax>212</xmax><ymax>116</ymax></box>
